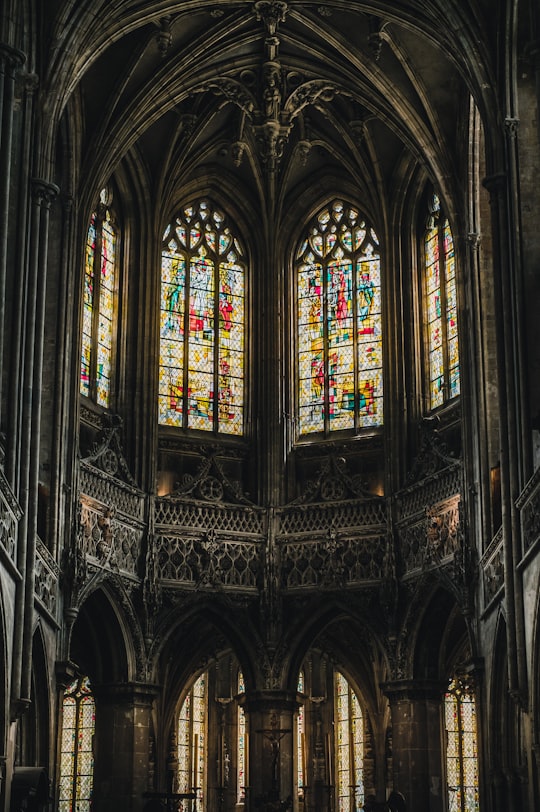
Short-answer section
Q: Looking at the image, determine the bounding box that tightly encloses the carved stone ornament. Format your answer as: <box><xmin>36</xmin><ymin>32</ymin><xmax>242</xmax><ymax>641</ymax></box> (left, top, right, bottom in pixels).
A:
<box><xmin>289</xmin><ymin>453</ymin><xmax>373</xmax><ymax>505</ymax></box>
<box><xmin>80</xmin><ymin>412</ymin><xmax>137</xmax><ymax>486</ymax></box>
<box><xmin>254</xmin><ymin>1</ymin><xmax>288</xmax><ymax>36</ymax></box>
<box><xmin>168</xmin><ymin>448</ymin><xmax>252</xmax><ymax>505</ymax></box>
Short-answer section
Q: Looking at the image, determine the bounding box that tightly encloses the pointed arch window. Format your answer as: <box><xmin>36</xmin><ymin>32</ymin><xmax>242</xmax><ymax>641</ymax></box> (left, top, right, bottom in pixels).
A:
<box><xmin>178</xmin><ymin>672</ymin><xmax>207</xmax><ymax>807</ymax></box>
<box><xmin>334</xmin><ymin>671</ymin><xmax>364</xmax><ymax>812</ymax></box>
<box><xmin>445</xmin><ymin>675</ymin><xmax>479</xmax><ymax>812</ymax></box>
<box><xmin>58</xmin><ymin>676</ymin><xmax>95</xmax><ymax>812</ymax></box>
<box><xmin>423</xmin><ymin>194</ymin><xmax>460</xmax><ymax>409</ymax></box>
<box><xmin>297</xmin><ymin>670</ymin><xmax>305</xmax><ymax>800</ymax></box>
<box><xmin>296</xmin><ymin>200</ymin><xmax>383</xmax><ymax>437</ymax></box>
<box><xmin>80</xmin><ymin>190</ymin><xmax>118</xmax><ymax>407</ymax></box>
<box><xmin>237</xmin><ymin>671</ymin><xmax>246</xmax><ymax>803</ymax></box>
<box><xmin>159</xmin><ymin>200</ymin><xmax>246</xmax><ymax>435</ymax></box>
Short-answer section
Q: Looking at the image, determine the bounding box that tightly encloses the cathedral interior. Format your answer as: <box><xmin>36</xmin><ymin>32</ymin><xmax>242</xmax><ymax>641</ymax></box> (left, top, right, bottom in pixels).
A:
<box><xmin>1</xmin><ymin>0</ymin><xmax>540</xmax><ymax>810</ymax></box>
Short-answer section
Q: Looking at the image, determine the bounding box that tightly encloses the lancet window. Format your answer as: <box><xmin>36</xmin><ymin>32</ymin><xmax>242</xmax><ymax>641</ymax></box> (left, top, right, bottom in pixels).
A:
<box><xmin>159</xmin><ymin>200</ymin><xmax>246</xmax><ymax>435</ymax></box>
<box><xmin>237</xmin><ymin>671</ymin><xmax>246</xmax><ymax>803</ymax></box>
<box><xmin>445</xmin><ymin>675</ymin><xmax>479</xmax><ymax>812</ymax></box>
<box><xmin>58</xmin><ymin>676</ymin><xmax>95</xmax><ymax>812</ymax></box>
<box><xmin>423</xmin><ymin>193</ymin><xmax>460</xmax><ymax>409</ymax></box>
<box><xmin>334</xmin><ymin>671</ymin><xmax>364</xmax><ymax>812</ymax></box>
<box><xmin>80</xmin><ymin>190</ymin><xmax>118</xmax><ymax>407</ymax></box>
<box><xmin>296</xmin><ymin>200</ymin><xmax>383</xmax><ymax>437</ymax></box>
<box><xmin>177</xmin><ymin>673</ymin><xmax>206</xmax><ymax>807</ymax></box>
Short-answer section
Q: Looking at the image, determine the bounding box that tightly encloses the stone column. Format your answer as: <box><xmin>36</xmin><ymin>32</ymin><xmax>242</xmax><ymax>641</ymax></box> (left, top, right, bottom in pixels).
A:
<box><xmin>382</xmin><ymin>680</ymin><xmax>446</xmax><ymax>812</ymax></box>
<box><xmin>92</xmin><ymin>682</ymin><xmax>158</xmax><ymax>812</ymax></box>
<box><xmin>242</xmin><ymin>690</ymin><xmax>299</xmax><ymax>812</ymax></box>
<box><xmin>0</xmin><ymin>43</ymin><xmax>25</xmax><ymax>434</ymax></box>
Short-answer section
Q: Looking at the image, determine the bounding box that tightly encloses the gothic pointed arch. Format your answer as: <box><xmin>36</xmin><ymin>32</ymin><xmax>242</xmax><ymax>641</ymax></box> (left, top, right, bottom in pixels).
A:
<box><xmin>294</xmin><ymin>198</ymin><xmax>383</xmax><ymax>438</ymax></box>
<box><xmin>159</xmin><ymin>198</ymin><xmax>247</xmax><ymax>436</ymax></box>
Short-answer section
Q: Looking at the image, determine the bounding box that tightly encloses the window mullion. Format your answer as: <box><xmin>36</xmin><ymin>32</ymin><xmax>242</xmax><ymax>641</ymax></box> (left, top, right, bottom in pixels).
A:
<box><xmin>323</xmin><ymin>261</ymin><xmax>330</xmax><ymax>435</ymax></box>
<box><xmin>351</xmin><ymin>254</ymin><xmax>359</xmax><ymax>433</ymax></box>
<box><xmin>183</xmin><ymin>258</ymin><xmax>191</xmax><ymax>430</ymax></box>
<box><xmin>213</xmin><ymin>257</ymin><xmax>220</xmax><ymax>433</ymax></box>
<box><xmin>90</xmin><ymin>221</ymin><xmax>103</xmax><ymax>402</ymax></box>
<box><xmin>438</xmin><ymin>222</ymin><xmax>450</xmax><ymax>403</ymax></box>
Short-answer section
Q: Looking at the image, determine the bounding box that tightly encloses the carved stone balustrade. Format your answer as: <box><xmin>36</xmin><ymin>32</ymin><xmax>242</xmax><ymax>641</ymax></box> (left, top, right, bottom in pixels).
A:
<box><xmin>517</xmin><ymin>465</ymin><xmax>540</xmax><ymax>558</ymax></box>
<box><xmin>480</xmin><ymin>527</ymin><xmax>504</xmax><ymax>610</ymax></box>
<box><xmin>35</xmin><ymin>537</ymin><xmax>59</xmax><ymax>620</ymax></box>
<box><xmin>0</xmin><ymin>468</ymin><xmax>22</xmax><ymax>571</ymax></box>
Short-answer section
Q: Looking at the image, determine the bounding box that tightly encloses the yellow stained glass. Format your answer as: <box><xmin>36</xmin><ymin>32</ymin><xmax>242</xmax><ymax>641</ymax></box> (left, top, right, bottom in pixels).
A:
<box><xmin>296</xmin><ymin>201</ymin><xmax>383</xmax><ymax>436</ymax></box>
<box><xmin>159</xmin><ymin>201</ymin><xmax>245</xmax><ymax>434</ymax></box>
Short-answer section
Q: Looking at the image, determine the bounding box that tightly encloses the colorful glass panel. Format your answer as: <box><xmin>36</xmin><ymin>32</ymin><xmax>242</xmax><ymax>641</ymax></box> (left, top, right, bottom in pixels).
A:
<box><xmin>335</xmin><ymin>672</ymin><xmax>364</xmax><ymax>812</ymax></box>
<box><xmin>238</xmin><ymin>672</ymin><xmax>246</xmax><ymax>802</ymax></box>
<box><xmin>159</xmin><ymin>201</ymin><xmax>245</xmax><ymax>434</ymax></box>
<box><xmin>178</xmin><ymin>673</ymin><xmax>207</xmax><ymax>807</ymax></box>
<box><xmin>58</xmin><ymin>676</ymin><xmax>95</xmax><ymax>812</ymax></box>
<box><xmin>296</xmin><ymin>201</ymin><xmax>383</xmax><ymax>436</ymax></box>
<box><xmin>445</xmin><ymin>677</ymin><xmax>479</xmax><ymax>812</ymax></box>
<box><xmin>297</xmin><ymin>671</ymin><xmax>305</xmax><ymax>797</ymax></box>
<box><xmin>79</xmin><ymin>203</ymin><xmax>117</xmax><ymax>407</ymax></box>
<box><xmin>424</xmin><ymin>198</ymin><xmax>460</xmax><ymax>409</ymax></box>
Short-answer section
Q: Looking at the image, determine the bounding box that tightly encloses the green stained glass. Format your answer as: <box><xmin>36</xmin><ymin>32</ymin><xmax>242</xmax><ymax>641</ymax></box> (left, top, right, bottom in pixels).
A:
<box><xmin>159</xmin><ymin>201</ymin><xmax>245</xmax><ymax>434</ymax></box>
<box><xmin>297</xmin><ymin>201</ymin><xmax>383</xmax><ymax>436</ymax></box>
<box><xmin>424</xmin><ymin>199</ymin><xmax>460</xmax><ymax>409</ymax></box>
<box><xmin>58</xmin><ymin>676</ymin><xmax>95</xmax><ymax>812</ymax></box>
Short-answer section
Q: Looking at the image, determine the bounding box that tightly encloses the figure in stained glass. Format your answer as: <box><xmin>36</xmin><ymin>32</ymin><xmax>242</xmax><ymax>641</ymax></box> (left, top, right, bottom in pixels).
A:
<box><xmin>296</xmin><ymin>200</ymin><xmax>383</xmax><ymax>436</ymax></box>
<box><xmin>424</xmin><ymin>193</ymin><xmax>460</xmax><ymax>409</ymax></box>
<box><xmin>159</xmin><ymin>200</ymin><xmax>246</xmax><ymax>434</ymax></box>
<box><xmin>80</xmin><ymin>199</ymin><xmax>117</xmax><ymax>407</ymax></box>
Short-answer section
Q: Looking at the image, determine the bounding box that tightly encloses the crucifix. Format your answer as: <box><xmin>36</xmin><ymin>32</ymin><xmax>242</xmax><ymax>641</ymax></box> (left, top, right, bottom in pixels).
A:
<box><xmin>256</xmin><ymin>712</ymin><xmax>292</xmax><ymax>793</ymax></box>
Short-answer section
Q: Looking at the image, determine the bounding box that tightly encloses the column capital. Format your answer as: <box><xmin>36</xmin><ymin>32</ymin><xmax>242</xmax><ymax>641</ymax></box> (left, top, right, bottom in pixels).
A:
<box><xmin>55</xmin><ymin>659</ymin><xmax>79</xmax><ymax>689</ymax></box>
<box><xmin>31</xmin><ymin>178</ymin><xmax>60</xmax><ymax>207</ymax></box>
<box><xmin>92</xmin><ymin>680</ymin><xmax>160</xmax><ymax>706</ymax></box>
<box><xmin>0</xmin><ymin>43</ymin><xmax>26</xmax><ymax>71</ymax></box>
<box><xmin>239</xmin><ymin>689</ymin><xmax>301</xmax><ymax>714</ymax></box>
<box><xmin>381</xmin><ymin>678</ymin><xmax>447</xmax><ymax>702</ymax></box>
<box><xmin>504</xmin><ymin>117</ymin><xmax>520</xmax><ymax>138</ymax></box>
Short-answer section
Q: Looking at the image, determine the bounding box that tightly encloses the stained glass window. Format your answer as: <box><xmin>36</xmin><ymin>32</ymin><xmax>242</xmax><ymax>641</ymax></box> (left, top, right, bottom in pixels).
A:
<box><xmin>424</xmin><ymin>194</ymin><xmax>460</xmax><ymax>409</ymax></box>
<box><xmin>296</xmin><ymin>200</ymin><xmax>383</xmax><ymax>436</ymax></box>
<box><xmin>80</xmin><ymin>192</ymin><xmax>117</xmax><ymax>407</ymax></box>
<box><xmin>238</xmin><ymin>671</ymin><xmax>246</xmax><ymax>803</ymax></box>
<box><xmin>178</xmin><ymin>672</ymin><xmax>206</xmax><ymax>808</ymax></box>
<box><xmin>159</xmin><ymin>200</ymin><xmax>246</xmax><ymax>435</ymax></box>
<box><xmin>445</xmin><ymin>676</ymin><xmax>479</xmax><ymax>812</ymax></box>
<box><xmin>334</xmin><ymin>671</ymin><xmax>364</xmax><ymax>812</ymax></box>
<box><xmin>58</xmin><ymin>676</ymin><xmax>95</xmax><ymax>812</ymax></box>
<box><xmin>297</xmin><ymin>670</ymin><xmax>305</xmax><ymax>799</ymax></box>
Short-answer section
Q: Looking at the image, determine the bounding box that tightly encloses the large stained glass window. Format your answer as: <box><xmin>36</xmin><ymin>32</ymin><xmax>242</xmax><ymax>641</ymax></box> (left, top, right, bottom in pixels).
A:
<box><xmin>58</xmin><ymin>676</ymin><xmax>95</xmax><ymax>812</ymax></box>
<box><xmin>159</xmin><ymin>200</ymin><xmax>245</xmax><ymax>435</ymax></box>
<box><xmin>296</xmin><ymin>200</ymin><xmax>383</xmax><ymax>436</ymax></box>
<box><xmin>445</xmin><ymin>675</ymin><xmax>479</xmax><ymax>812</ymax></box>
<box><xmin>334</xmin><ymin>671</ymin><xmax>364</xmax><ymax>812</ymax></box>
<box><xmin>80</xmin><ymin>190</ymin><xmax>117</xmax><ymax>407</ymax></box>
<box><xmin>424</xmin><ymin>193</ymin><xmax>460</xmax><ymax>409</ymax></box>
<box><xmin>178</xmin><ymin>673</ymin><xmax>207</xmax><ymax>809</ymax></box>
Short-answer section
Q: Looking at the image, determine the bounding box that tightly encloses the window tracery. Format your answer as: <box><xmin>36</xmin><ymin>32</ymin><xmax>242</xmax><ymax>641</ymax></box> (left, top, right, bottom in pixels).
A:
<box><xmin>423</xmin><ymin>193</ymin><xmax>460</xmax><ymax>409</ymax></box>
<box><xmin>58</xmin><ymin>676</ymin><xmax>95</xmax><ymax>812</ymax></box>
<box><xmin>445</xmin><ymin>674</ymin><xmax>479</xmax><ymax>812</ymax></box>
<box><xmin>159</xmin><ymin>200</ymin><xmax>246</xmax><ymax>435</ymax></box>
<box><xmin>80</xmin><ymin>189</ymin><xmax>117</xmax><ymax>407</ymax></box>
<box><xmin>334</xmin><ymin>671</ymin><xmax>364</xmax><ymax>812</ymax></box>
<box><xmin>178</xmin><ymin>672</ymin><xmax>207</xmax><ymax>806</ymax></box>
<box><xmin>295</xmin><ymin>200</ymin><xmax>383</xmax><ymax>437</ymax></box>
